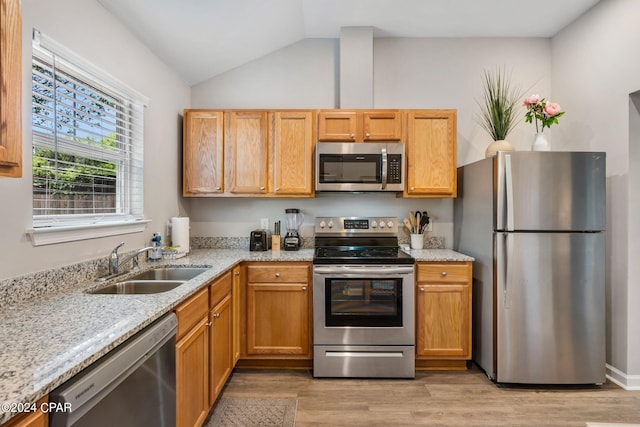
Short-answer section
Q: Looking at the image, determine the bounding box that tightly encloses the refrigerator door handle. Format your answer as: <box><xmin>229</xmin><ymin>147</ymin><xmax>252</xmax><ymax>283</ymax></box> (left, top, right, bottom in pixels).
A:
<box><xmin>504</xmin><ymin>232</ymin><xmax>513</xmax><ymax>309</ymax></box>
<box><xmin>504</xmin><ymin>154</ymin><xmax>514</xmax><ymax>231</ymax></box>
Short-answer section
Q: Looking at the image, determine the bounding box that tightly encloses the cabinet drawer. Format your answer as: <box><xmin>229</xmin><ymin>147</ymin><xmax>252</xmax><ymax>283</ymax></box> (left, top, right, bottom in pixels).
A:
<box><xmin>210</xmin><ymin>271</ymin><xmax>232</xmax><ymax>308</ymax></box>
<box><xmin>417</xmin><ymin>263</ymin><xmax>470</xmax><ymax>283</ymax></box>
<box><xmin>247</xmin><ymin>264</ymin><xmax>309</xmax><ymax>283</ymax></box>
<box><xmin>175</xmin><ymin>287</ymin><xmax>208</xmax><ymax>340</ymax></box>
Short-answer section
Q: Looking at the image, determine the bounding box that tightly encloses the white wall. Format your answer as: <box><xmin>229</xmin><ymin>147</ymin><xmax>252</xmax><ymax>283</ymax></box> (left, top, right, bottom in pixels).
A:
<box><xmin>0</xmin><ymin>0</ymin><xmax>190</xmax><ymax>280</ymax></box>
<box><xmin>190</xmin><ymin>36</ymin><xmax>551</xmax><ymax>249</ymax></box>
<box><xmin>551</xmin><ymin>0</ymin><xmax>640</xmax><ymax>387</ymax></box>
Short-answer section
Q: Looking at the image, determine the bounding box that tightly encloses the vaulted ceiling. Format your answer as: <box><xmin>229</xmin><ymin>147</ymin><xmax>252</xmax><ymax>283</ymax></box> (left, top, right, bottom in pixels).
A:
<box><xmin>97</xmin><ymin>0</ymin><xmax>600</xmax><ymax>85</ymax></box>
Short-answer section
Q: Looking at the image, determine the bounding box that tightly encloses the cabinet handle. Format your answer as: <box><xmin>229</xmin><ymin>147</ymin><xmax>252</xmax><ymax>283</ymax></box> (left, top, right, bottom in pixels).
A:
<box><xmin>301</xmin><ymin>286</ymin><xmax>307</xmax><ymax>292</ymax></box>
<box><xmin>420</xmin><ymin>287</ymin><xmax>425</xmax><ymax>293</ymax></box>
<box><xmin>206</xmin><ymin>321</ymin><xmax>212</xmax><ymax>327</ymax></box>
<box><xmin>441</xmin><ymin>271</ymin><xmax>447</xmax><ymax>277</ymax></box>
<box><xmin>213</xmin><ymin>313</ymin><xmax>221</xmax><ymax>319</ymax></box>
<box><xmin>275</xmin><ymin>272</ymin><xmax>280</xmax><ymax>278</ymax></box>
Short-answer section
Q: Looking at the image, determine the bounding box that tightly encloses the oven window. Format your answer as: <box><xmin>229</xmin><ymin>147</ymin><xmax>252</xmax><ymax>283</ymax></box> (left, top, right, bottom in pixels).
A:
<box><xmin>325</xmin><ymin>278</ymin><xmax>402</xmax><ymax>327</ymax></box>
<box><xmin>319</xmin><ymin>154</ymin><xmax>381</xmax><ymax>183</ymax></box>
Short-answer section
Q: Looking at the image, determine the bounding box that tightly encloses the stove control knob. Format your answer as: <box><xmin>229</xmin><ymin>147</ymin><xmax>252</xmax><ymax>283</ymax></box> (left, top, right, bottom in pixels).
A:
<box><xmin>379</xmin><ymin>221</ymin><xmax>386</xmax><ymax>229</ymax></box>
<box><xmin>387</xmin><ymin>221</ymin><xmax>394</xmax><ymax>228</ymax></box>
<box><xmin>319</xmin><ymin>221</ymin><xmax>326</xmax><ymax>229</ymax></box>
<box><xmin>328</xmin><ymin>221</ymin><xmax>334</xmax><ymax>229</ymax></box>
<box><xmin>371</xmin><ymin>221</ymin><xmax>378</xmax><ymax>228</ymax></box>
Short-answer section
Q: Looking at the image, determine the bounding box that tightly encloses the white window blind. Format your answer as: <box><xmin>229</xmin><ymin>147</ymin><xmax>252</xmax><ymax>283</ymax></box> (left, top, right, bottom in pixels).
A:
<box><xmin>31</xmin><ymin>30</ymin><xmax>146</xmax><ymax>228</ymax></box>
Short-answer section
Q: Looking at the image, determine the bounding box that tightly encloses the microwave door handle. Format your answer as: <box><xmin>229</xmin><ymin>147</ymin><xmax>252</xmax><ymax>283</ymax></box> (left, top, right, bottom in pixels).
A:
<box><xmin>381</xmin><ymin>147</ymin><xmax>388</xmax><ymax>190</ymax></box>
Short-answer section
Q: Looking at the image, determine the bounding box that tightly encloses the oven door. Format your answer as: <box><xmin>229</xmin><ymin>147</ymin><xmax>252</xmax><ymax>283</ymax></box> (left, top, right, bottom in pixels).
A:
<box><xmin>313</xmin><ymin>265</ymin><xmax>415</xmax><ymax>346</ymax></box>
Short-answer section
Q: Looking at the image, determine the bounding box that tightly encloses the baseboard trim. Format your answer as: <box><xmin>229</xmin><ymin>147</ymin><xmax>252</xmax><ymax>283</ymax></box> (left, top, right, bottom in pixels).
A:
<box><xmin>606</xmin><ymin>364</ymin><xmax>640</xmax><ymax>390</ymax></box>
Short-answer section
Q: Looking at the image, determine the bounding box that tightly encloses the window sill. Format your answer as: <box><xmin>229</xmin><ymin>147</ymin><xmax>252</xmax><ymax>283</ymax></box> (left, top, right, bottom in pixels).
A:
<box><xmin>26</xmin><ymin>220</ymin><xmax>151</xmax><ymax>246</ymax></box>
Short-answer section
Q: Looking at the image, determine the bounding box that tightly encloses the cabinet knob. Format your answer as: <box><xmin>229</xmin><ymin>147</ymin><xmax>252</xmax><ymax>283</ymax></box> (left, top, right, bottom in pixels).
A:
<box><xmin>420</xmin><ymin>287</ymin><xmax>425</xmax><ymax>293</ymax></box>
<box><xmin>441</xmin><ymin>271</ymin><xmax>447</xmax><ymax>277</ymax></box>
<box><xmin>275</xmin><ymin>187</ymin><xmax>280</xmax><ymax>192</ymax></box>
<box><xmin>301</xmin><ymin>286</ymin><xmax>307</xmax><ymax>292</ymax></box>
<box><xmin>365</xmin><ymin>133</ymin><xmax>370</xmax><ymax>138</ymax></box>
<box><xmin>350</xmin><ymin>134</ymin><xmax>355</xmax><ymax>139</ymax></box>
<box><xmin>275</xmin><ymin>272</ymin><xmax>280</xmax><ymax>278</ymax></box>
<box><xmin>213</xmin><ymin>313</ymin><xmax>221</xmax><ymax>319</ymax></box>
<box><xmin>260</xmin><ymin>186</ymin><xmax>265</xmax><ymax>191</ymax></box>
<box><xmin>215</xmin><ymin>187</ymin><xmax>221</xmax><ymax>191</ymax></box>
<box><xmin>234</xmin><ymin>271</ymin><xmax>240</xmax><ymax>276</ymax></box>
<box><xmin>206</xmin><ymin>321</ymin><xmax>212</xmax><ymax>327</ymax></box>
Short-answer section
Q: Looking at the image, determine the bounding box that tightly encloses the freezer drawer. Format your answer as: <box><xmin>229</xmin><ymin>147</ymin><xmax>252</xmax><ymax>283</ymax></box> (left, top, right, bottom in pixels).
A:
<box><xmin>495</xmin><ymin>232</ymin><xmax>605</xmax><ymax>384</ymax></box>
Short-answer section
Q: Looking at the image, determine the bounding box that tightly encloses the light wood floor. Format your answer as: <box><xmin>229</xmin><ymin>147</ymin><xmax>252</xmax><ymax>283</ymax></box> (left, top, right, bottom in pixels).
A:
<box><xmin>218</xmin><ymin>366</ymin><xmax>640</xmax><ymax>426</ymax></box>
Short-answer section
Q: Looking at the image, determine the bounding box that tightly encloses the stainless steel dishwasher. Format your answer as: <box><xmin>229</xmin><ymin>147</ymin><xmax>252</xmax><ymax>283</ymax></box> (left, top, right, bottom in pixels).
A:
<box><xmin>49</xmin><ymin>313</ymin><xmax>177</xmax><ymax>427</ymax></box>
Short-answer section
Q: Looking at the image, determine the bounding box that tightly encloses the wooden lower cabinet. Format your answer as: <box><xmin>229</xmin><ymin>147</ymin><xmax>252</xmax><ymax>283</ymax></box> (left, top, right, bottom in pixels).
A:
<box><xmin>1</xmin><ymin>398</ymin><xmax>47</xmax><ymax>427</ymax></box>
<box><xmin>209</xmin><ymin>272</ymin><xmax>233</xmax><ymax>406</ymax></box>
<box><xmin>175</xmin><ymin>288</ymin><xmax>209</xmax><ymax>427</ymax></box>
<box><xmin>243</xmin><ymin>263</ymin><xmax>312</xmax><ymax>362</ymax></box>
<box><xmin>415</xmin><ymin>261</ymin><xmax>472</xmax><ymax>369</ymax></box>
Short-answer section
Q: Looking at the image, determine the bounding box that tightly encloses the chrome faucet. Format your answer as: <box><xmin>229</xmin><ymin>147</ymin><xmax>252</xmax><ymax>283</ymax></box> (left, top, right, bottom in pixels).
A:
<box><xmin>109</xmin><ymin>242</ymin><xmax>155</xmax><ymax>275</ymax></box>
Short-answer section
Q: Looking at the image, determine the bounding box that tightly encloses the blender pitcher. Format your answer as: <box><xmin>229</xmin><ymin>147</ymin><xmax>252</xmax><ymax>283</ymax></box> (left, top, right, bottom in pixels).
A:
<box><xmin>283</xmin><ymin>208</ymin><xmax>304</xmax><ymax>251</ymax></box>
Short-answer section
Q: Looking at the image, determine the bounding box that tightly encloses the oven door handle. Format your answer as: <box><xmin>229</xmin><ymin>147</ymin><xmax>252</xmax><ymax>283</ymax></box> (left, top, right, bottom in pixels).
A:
<box><xmin>313</xmin><ymin>265</ymin><xmax>414</xmax><ymax>276</ymax></box>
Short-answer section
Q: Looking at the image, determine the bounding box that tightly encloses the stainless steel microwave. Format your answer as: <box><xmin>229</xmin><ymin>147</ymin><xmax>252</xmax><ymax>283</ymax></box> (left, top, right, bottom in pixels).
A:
<box><xmin>315</xmin><ymin>142</ymin><xmax>405</xmax><ymax>192</ymax></box>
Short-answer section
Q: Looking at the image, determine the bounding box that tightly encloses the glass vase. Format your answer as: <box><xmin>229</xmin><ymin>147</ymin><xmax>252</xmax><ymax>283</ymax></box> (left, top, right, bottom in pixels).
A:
<box><xmin>532</xmin><ymin>132</ymin><xmax>550</xmax><ymax>151</ymax></box>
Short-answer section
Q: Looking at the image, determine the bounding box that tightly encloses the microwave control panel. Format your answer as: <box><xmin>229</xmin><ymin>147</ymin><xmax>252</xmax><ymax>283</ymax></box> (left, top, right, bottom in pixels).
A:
<box><xmin>387</xmin><ymin>154</ymin><xmax>402</xmax><ymax>183</ymax></box>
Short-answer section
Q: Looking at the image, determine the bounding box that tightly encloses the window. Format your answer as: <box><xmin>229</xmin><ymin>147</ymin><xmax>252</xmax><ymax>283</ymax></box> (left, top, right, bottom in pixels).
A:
<box><xmin>30</xmin><ymin>31</ymin><xmax>147</xmax><ymax>241</ymax></box>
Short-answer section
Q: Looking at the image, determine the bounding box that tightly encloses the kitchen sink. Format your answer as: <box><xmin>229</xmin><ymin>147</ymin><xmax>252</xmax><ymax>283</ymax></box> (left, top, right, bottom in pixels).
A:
<box><xmin>87</xmin><ymin>267</ymin><xmax>210</xmax><ymax>294</ymax></box>
<box><xmin>88</xmin><ymin>280</ymin><xmax>185</xmax><ymax>294</ymax></box>
<box><xmin>126</xmin><ymin>267</ymin><xmax>210</xmax><ymax>281</ymax></box>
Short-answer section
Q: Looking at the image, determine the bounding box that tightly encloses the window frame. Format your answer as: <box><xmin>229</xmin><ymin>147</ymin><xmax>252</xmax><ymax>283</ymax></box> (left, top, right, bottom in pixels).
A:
<box><xmin>26</xmin><ymin>30</ymin><xmax>149</xmax><ymax>246</ymax></box>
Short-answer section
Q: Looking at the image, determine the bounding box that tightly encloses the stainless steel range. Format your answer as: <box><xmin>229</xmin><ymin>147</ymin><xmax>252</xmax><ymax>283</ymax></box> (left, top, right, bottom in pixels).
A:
<box><xmin>312</xmin><ymin>216</ymin><xmax>415</xmax><ymax>378</ymax></box>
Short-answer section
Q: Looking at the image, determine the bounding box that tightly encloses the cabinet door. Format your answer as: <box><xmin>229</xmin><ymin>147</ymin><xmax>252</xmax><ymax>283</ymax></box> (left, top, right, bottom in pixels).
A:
<box><xmin>176</xmin><ymin>318</ymin><xmax>209</xmax><ymax>427</ymax></box>
<box><xmin>0</xmin><ymin>0</ymin><xmax>22</xmax><ymax>178</ymax></box>
<box><xmin>272</xmin><ymin>111</ymin><xmax>315</xmax><ymax>195</ymax></box>
<box><xmin>405</xmin><ymin>110</ymin><xmax>457</xmax><ymax>197</ymax></box>
<box><xmin>246</xmin><ymin>282</ymin><xmax>310</xmax><ymax>356</ymax></box>
<box><xmin>226</xmin><ymin>111</ymin><xmax>268</xmax><ymax>194</ymax></box>
<box><xmin>2</xmin><ymin>398</ymin><xmax>47</xmax><ymax>427</ymax></box>
<box><xmin>362</xmin><ymin>111</ymin><xmax>401</xmax><ymax>141</ymax></box>
<box><xmin>317</xmin><ymin>111</ymin><xmax>357</xmax><ymax>141</ymax></box>
<box><xmin>209</xmin><ymin>294</ymin><xmax>232</xmax><ymax>406</ymax></box>
<box><xmin>183</xmin><ymin>110</ymin><xmax>224</xmax><ymax>195</ymax></box>
<box><xmin>416</xmin><ymin>283</ymin><xmax>471</xmax><ymax>358</ymax></box>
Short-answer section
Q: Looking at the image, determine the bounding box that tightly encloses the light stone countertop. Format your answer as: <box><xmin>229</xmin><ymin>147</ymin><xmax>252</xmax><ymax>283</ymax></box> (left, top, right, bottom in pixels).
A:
<box><xmin>0</xmin><ymin>247</ymin><xmax>471</xmax><ymax>424</ymax></box>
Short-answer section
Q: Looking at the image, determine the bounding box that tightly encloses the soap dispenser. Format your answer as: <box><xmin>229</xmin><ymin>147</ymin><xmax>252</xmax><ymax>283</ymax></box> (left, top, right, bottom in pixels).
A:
<box><xmin>150</xmin><ymin>233</ymin><xmax>163</xmax><ymax>261</ymax></box>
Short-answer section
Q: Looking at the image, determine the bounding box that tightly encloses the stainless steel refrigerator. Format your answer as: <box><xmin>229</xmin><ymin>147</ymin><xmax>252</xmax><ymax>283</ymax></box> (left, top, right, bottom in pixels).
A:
<box><xmin>454</xmin><ymin>151</ymin><xmax>606</xmax><ymax>384</ymax></box>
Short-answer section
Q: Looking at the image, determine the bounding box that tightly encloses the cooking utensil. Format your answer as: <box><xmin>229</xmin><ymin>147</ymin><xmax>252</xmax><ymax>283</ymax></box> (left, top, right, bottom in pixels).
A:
<box><xmin>419</xmin><ymin>211</ymin><xmax>429</xmax><ymax>233</ymax></box>
<box><xmin>414</xmin><ymin>211</ymin><xmax>422</xmax><ymax>230</ymax></box>
<box><xmin>409</xmin><ymin>211</ymin><xmax>417</xmax><ymax>229</ymax></box>
<box><xmin>403</xmin><ymin>217</ymin><xmax>414</xmax><ymax>233</ymax></box>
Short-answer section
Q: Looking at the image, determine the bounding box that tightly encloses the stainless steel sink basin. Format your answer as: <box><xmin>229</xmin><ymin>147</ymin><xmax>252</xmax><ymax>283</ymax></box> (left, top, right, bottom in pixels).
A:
<box><xmin>88</xmin><ymin>267</ymin><xmax>210</xmax><ymax>294</ymax></box>
<box><xmin>127</xmin><ymin>267</ymin><xmax>210</xmax><ymax>281</ymax></box>
<box><xmin>89</xmin><ymin>280</ymin><xmax>185</xmax><ymax>294</ymax></box>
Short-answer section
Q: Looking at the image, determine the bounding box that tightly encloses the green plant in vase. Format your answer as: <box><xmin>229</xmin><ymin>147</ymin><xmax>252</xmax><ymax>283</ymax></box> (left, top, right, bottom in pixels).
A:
<box><xmin>477</xmin><ymin>67</ymin><xmax>526</xmax><ymax>157</ymax></box>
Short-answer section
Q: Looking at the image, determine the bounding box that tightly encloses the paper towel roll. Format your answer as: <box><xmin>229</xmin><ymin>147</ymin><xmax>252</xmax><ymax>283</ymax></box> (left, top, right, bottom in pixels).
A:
<box><xmin>171</xmin><ymin>217</ymin><xmax>190</xmax><ymax>254</ymax></box>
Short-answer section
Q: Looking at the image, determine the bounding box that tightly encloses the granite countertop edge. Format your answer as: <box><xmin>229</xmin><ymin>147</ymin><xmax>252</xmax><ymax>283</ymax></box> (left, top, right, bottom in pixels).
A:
<box><xmin>0</xmin><ymin>247</ymin><xmax>472</xmax><ymax>424</ymax></box>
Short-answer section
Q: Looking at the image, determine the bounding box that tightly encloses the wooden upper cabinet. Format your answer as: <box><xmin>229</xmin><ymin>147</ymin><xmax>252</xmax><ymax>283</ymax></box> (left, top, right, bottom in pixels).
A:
<box><xmin>225</xmin><ymin>111</ymin><xmax>269</xmax><ymax>194</ymax></box>
<box><xmin>271</xmin><ymin>111</ymin><xmax>315</xmax><ymax>196</ymax></box>
<box><xmin>183</xmin><ymin>110</ymin><xmax>224</xmax><ymax>196</ymax></box>
<box><xmin>0</xmin><ymin>0</ymin><xmax>22</xmax><ymax>178</ymax></box>
<box><xmin>317</xmin><ymin>110</ymin><xmax>401</xmax><ymax>142</ymax></box>
<box><xmin>405</xmin><ymin>110</ymin><xmax>457</xmax><ymax>198</ymax></box>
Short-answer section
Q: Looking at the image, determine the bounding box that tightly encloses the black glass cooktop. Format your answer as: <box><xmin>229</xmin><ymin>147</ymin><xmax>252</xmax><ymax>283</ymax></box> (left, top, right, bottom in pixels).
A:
<box><xmin>313</xmin><ymin>245</ymin><xmax>414</xmax><ymax>265</ymax></box>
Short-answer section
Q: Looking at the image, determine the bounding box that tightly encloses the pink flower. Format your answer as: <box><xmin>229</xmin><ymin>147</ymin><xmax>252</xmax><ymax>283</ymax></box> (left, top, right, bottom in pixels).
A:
<box><xmin>544</xmin><ymin>102</ymin><xmax>562</xmax><ymax>117</ymax></box>
<box><xmin>523</xmin><ymin>94</ymin><xmax>541</xmax><ymax>107</ymax></box>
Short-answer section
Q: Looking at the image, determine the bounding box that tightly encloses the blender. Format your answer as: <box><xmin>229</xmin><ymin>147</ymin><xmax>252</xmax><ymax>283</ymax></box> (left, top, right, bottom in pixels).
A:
<box><xmin>283</xmin><ymin>208</ymin><xmax>304</xmax><ymax>251</ymax></box>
